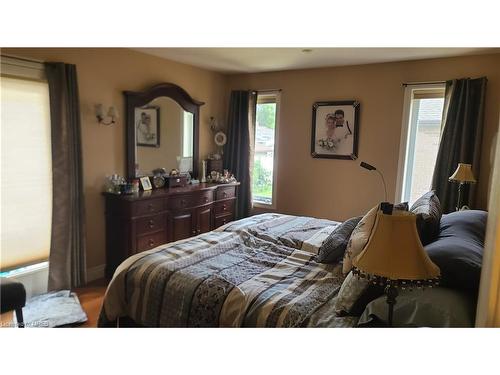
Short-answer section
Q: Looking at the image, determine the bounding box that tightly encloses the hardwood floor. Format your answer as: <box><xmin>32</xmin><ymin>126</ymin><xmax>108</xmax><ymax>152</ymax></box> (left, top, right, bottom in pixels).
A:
<box><xmin>74</xmin><ymin>279</ymin><xmax>108</xmax><ymax>328</ymax></box>
<box><xmin>1</xmin><ymin>279</ymin><xmax>108</xmax><ymax>328</ymax></box>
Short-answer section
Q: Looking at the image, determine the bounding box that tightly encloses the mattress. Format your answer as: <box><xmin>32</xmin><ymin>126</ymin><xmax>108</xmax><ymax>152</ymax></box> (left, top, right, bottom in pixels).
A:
<box><xmin>98</xmin><ymin>213</ymin><xmax>356</xmax><ymax>327</ymax></box>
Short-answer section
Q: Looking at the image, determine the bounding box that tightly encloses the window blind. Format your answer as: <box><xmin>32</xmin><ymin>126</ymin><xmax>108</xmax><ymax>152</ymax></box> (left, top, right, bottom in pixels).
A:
<box><xmin>0</xmin><ymin>75</ymin><xmax>53</xmax><ymax>271</ymax></box>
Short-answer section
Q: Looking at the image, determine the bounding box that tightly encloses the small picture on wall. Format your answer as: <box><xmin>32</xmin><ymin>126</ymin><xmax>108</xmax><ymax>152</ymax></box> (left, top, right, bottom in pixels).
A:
<box><xmin>140</xmin><ymin>176</ymin><xmax>152</xmax><ymax>191</ymax></box>
<box><xmin>311</xmin><ymin>100</ymin><xmax>360</xmax><ymax>159</ymax></box>
<box><xmin>135</xmin><ymin>106</ymin><xmax>160</xmax><ymax>147</ymax></box>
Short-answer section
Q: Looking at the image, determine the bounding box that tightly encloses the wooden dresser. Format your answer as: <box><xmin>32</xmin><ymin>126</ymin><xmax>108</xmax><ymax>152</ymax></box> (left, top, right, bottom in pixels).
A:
<box><xmin>103</xmin><ymin>182</ymin><xmax>239</xmax><ymax>278</ymax></box>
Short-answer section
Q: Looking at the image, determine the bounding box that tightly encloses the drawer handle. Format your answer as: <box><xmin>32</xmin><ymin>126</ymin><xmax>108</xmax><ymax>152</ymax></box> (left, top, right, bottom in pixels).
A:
<box><xmin>222</xmin><ymin>219</ymin><xmax>227</xmax><ymax>224</ymax></box>
<box><xmin>197</xmin><ymin>229</ymin><xmax>201</xmax><ymax>234</ymax></box>
<box><xmin>223</xmin><ymin>204</ymin><xmax>227</xmax><ymax>211</ymax></box>
<box><xmin>181</xmin><ymin>199</ymin><xmax>186</xmax><ymax>206</ymax></box>
<box><xmin>148</xmin><ymin>219</ymin><xmax>155</xmax><ymax>228</ymax></box>
<box><xmin>204</xmin><ymin>197</ymin><xmax>208</xmax><ymax>203</ymax></box>
<box><xmin>192</xmin><ymin>229</ymin><xmax>197</xmax><ymax>235</ymax></box>
<box><xmin>223</xmin><ymin>192</ymin><xmax>227</xmax><ymax>198</ymax></box>
<box><xmin>148</xmin><ymin>239</ymin><xmax>155</xmax><ymax>247</ymax></box>
<box><xmin>148</xmin><ymin>203</ymin><xmax>154</xmax><ymax>211</ymax></box>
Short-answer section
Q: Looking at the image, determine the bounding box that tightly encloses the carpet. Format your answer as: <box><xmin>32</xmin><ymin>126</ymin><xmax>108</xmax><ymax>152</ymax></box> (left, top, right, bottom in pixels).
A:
<box><xmin>15</xmin><ymin>290</ymin><xmax>88</xmax><ymax>327</ymax></box>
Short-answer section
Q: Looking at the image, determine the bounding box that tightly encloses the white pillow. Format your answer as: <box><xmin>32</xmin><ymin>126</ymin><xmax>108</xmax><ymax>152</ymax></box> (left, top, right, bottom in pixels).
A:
<box><xmin>342</xmin><ymin>205</ymin><xmax>378</xmax><ymax>275</ymax></box>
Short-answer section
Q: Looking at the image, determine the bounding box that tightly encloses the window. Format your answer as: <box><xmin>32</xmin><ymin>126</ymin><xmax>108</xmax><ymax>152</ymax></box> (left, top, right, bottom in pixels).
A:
<box><xmin>1</xmin><ymin>61</ymin><xmax>52</xmax><ymax>272</ymax></box>
<box><xmin>182</xmin><ymin>111</ymin><xmax>193</xmax><ymax>157</ymax></box>
<box><xmin>252</xmin><ymin>92</ymin><xmax>279</xmax><ymax>206</ymax></box>
<box><xmin>397</xmin><ymin>84</ymin><xmax>446</xmax><ymax>205</ymax></box>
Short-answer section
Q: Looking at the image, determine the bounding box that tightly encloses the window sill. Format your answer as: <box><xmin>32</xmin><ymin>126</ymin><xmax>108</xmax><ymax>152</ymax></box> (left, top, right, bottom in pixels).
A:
<box><xmin>252</xmin><ymin>202</ymin><xmax>276</xmax><ymax>211</ymax></box>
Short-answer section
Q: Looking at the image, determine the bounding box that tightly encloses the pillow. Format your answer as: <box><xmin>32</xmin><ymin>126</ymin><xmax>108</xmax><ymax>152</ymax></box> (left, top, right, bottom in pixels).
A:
<box><xmin>342</xmin><ymin>206</ymin><xmax>378</xmax><ymax>274</ymax></box>
<box><xmin>316</xmin><ymin>216</ymin><xmax>362</xmax><ymax>264</ymax></box>
<box><xmin>334</xmin><ymin>271</ymin><xmax>384</xmax><ymax>316</ymax></box>
<box><xmin>425</xmin><ymin>210</ymin><xmax>486</xmax><ymax>295</ymax></box>
<box><xmin>357</xmin><ymin>287</ymin><xmax>476</xmax><ymax>327</ymax></box>
<box><xmin>410</xmin><ymin>191</ymin><xmax>442</xmax><ymax>245</ymax></box>
<box><xmin>342</xmin><ymin>202</ymin><xmax>409</xmax><ymax>275</ymax></box>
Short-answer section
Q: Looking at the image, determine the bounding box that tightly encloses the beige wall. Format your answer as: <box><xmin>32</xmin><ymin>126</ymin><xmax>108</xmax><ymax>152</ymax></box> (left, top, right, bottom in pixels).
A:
<box><xmin>228</xmin><ymin>53</ymin><xmax>500</xmax><ymax>221</ymax></box>
<box><xmin>2</xmin><ymin>48</ymin><xmax>227</xmax><ymax>270</ymax></box>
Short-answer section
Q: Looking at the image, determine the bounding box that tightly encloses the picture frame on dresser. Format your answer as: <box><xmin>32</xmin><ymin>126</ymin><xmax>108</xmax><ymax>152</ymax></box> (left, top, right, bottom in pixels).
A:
<box><xmin>140</xmin><ymin>176</ymin><xmax>152</xmax><ymax>191</ymax></box>
<box><xmin>311</xmin><ymin>100</ymin><xmax>360</xmax><ymax>160</ymax></box>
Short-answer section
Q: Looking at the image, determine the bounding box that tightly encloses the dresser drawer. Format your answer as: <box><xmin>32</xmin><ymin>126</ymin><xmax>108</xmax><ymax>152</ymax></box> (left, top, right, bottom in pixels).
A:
<box><xmin>216</xmin><ymin>186</ymin><xmax>236</xmax><ymax>201</ymax></box>
<box><xmin>168</xmin><ymin>194</ymin><xmax>193</xmax><ymax>211</ymax></box>
<box><xmin>134</xmin><ymin>199</ymin><xmax>165</xmax><ymax>216</ymax></box>
<box><xmin>214</xmin><ymin>199</ymin><xmax>235</xmax><ymax>217</ymax></box>
<box><xmin>136</xmin><ymin>213</ymin><xmax>166</xmax><ymax>235</ymax></box>
<box><xmin>136</xmin><ymin>231</ymin><xmax>167</xmax><ymax>252</ymax></box>
<box><xmin>214</xmin><ymin>214</ymin><xmax>234</xmax><ymax>229</ymax></box>
<box><xmin>196</xmin><ymin>190</ymin><xmax>214</xmax><ymax>206</ymax></box>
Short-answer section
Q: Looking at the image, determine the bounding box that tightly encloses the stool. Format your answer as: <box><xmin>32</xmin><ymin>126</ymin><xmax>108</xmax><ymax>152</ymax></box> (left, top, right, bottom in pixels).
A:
<box><xmin>0</xmin><ymin>277</ymin><xmax>26</xmax><ymax>328</ymax></box>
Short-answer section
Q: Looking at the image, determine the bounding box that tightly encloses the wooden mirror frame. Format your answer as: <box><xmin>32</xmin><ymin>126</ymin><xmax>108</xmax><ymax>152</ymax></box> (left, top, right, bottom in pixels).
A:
<box><xmin>124</xmin><ymin>83</ymin><xmax>205</xmax><ymax>179</ymax></box>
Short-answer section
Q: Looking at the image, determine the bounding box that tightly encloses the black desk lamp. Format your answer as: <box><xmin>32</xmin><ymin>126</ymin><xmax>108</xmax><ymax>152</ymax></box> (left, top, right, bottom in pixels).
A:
<box><xmin>360</xmin><ymin>161</ymin><xmax>387</xmax><ymax>201</ymax></box>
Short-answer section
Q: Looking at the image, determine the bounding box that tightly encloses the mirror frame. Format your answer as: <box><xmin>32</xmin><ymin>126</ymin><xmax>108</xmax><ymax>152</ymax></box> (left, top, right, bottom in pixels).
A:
<box><xmin>124</xmin><ymin>83</ymin><xmax>204</xmax><ymax>179</ymax></box>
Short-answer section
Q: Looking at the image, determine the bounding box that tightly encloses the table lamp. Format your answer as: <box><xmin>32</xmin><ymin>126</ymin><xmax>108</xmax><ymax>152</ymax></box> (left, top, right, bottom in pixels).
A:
<box><xmin>352</xmin><ymin>205</ymin><xmax>440</xmax><ymax>327</ymax></box>
<box><xmin>449</xmin><ymin>163</ymin><xmax>476</xmax><ymax>211</ymax></box>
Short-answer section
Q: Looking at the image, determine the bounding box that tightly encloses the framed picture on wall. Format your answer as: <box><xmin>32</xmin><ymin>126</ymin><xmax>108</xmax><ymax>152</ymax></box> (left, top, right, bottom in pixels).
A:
<box><xmin>135</xmin><ymin>106</ymin><xmax>160</xmax><ymax>147</ymax></box>
<box><xmin>311</xmin><ymin>100</ymin><xmax>360</xmax><ymax>159</ymax></box>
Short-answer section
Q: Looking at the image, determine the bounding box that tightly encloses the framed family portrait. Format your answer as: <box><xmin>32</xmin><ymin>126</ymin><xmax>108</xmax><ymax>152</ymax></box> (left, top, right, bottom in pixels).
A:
<box><xmin>135</xmin><ymin>106</ymin><xmax>160</xmax><ymax>147</ymax></box>
<box><xmin>311</xmin><ymin>100</ymin><xmax>360</xmax><ymax>159</ymax></box>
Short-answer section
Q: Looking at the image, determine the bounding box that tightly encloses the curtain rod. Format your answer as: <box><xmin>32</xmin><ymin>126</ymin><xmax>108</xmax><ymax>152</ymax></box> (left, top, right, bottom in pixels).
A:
<box><xmin>251</xmin><ymin>89</ymin><xmax>282</xmax><ymax>93</ymax></box>
<box><xmin>402</xmin><ymin>80</ymin><xmax>447</xmax><ymax>87</ymax></box>
<box><xmin>1</xmin><ymin>54</ymin><xmax>45</xmax><ymax>64</ymax></box>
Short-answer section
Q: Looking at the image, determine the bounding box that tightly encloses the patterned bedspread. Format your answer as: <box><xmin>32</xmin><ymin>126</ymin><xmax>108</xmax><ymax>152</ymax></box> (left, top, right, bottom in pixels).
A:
<box><xmin>216</xmin><ymin>213</ymin><xmax>339</xmax><ymax>253</ymax></box>
<box><xmin>98</xmin><ymin>214</ymin><xmax>357</xmax><ymax>328</ymax></box>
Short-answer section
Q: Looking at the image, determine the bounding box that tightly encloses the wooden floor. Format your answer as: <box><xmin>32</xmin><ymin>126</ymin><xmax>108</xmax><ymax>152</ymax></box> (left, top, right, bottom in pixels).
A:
<box><xmin>1</xmin><ymin>279</ymin><xmax>108</xmax><ymax>328</ymax></box>
<box><xmin>74</xmin><ymin>279</ymin><xmax>108</xmax><ymax>328</ymax></box>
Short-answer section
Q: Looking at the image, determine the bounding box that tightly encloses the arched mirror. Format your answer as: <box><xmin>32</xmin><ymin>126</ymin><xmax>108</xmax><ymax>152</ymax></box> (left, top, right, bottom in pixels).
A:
<box><xmin>124</xmin><ymin>83</ymin><xmax>204</xmax><ymax>179</ymax></box>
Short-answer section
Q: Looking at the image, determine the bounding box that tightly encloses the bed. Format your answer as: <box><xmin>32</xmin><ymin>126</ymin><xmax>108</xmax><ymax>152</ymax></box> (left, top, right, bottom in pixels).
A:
<box><xmin>98</xmin><ymin>213</ymin><xmax>358</xmax><ymax>327</ymax></box>
<box><xmin>98</xmin><ymin>206</ymin><xmax>485</xmax><ymax>328</ymax></box>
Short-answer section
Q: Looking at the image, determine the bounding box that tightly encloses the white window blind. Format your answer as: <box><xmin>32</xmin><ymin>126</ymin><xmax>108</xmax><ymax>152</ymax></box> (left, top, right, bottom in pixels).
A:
<box><xmin>1</xmin><ymin>75</ymin><xmax>53</xmax><ymax>271</ymax></box>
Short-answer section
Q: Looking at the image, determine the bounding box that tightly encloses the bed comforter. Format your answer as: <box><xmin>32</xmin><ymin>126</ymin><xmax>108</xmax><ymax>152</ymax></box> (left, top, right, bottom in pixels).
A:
<box><xmin>98</xmin><ymin>214</ymin><xmax>357</xmax><ymax>327</ymax></box>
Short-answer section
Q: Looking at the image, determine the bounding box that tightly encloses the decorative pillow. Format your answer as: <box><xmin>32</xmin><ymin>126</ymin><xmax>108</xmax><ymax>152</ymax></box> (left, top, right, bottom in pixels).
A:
<box><xmin>410</xmin><ymin>191</ymin><xmax>442</xmax><ymax>245</ymax></box>
<box><xmin>425</xmin><ymin>210</ymin><xmax>486</xmax><ymax>295</ymax></box>
<box><xmin>334</xmin><ymin>271</ymin><xmax>384</xmax><ymax>316</ymax></box>
<box><xmin>316</xmin><ymin>216</ymin><xmax>362</xmax><ymax>264</ymax></box>
<box><xmin>342</xmin><ymin>202</ymin><xmax>409</xmax><ymax>275</ymax></box>
<box><xmin>342</xmin><ymin>206</ymin><xmax>378</xmax><ymax>274</ymax></box>
<box><xmin>357</xmin><ymin>287</ymin><xmax>476</xmax><ymax>327</ymax></box>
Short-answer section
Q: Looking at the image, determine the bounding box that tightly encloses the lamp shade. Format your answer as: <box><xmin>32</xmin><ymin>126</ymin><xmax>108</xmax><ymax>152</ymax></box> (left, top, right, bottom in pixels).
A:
<box><xmin>353</xmin><ymin>211</ymin><xmax>440</xmax><ymax>281</ymax></box>
<box><xmin>449</xmin><ymin>163</ymin><xmax>476</xmax><ymax>183</ymax></box>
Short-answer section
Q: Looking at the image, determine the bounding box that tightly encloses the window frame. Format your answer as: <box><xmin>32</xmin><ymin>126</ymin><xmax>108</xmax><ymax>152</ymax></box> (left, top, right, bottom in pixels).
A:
<box><xmin>395</xmin><ymin>83</ymin><xmax>446</xmax><ymax>203</ymax></box>
<box><xmin>252</xmin><ymin>91</ymin><xmax>281</xmax><ymax>210</ymax></box>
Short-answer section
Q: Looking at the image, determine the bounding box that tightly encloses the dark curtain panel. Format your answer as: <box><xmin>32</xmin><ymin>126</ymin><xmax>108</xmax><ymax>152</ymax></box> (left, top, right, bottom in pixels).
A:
<box><xmin>223</xmin><ymin>91</ymin><xmax>257</xmax><ymax>219</ymax></box>
<box><xmin>45</xmin><ymin>63</ymin><xmax>87</xmax><ymax>290</ymax></box>
<box><xmin>431</xmin><ymin>77</ymin><xmax>487</xmax><ymax>213</ymax></box>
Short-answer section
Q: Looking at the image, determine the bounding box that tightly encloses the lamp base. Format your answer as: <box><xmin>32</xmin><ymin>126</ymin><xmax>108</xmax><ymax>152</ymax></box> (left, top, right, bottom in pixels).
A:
<box><xmin>385</xmin><ymin>284</ymin><xmax>398</xmax><ymax>327</ymax></box>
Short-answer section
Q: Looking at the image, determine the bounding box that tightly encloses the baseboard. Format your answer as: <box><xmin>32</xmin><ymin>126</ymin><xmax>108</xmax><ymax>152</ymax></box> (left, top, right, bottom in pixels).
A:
<box><xmin>86</xmin><ymin>264</ymin><xmax>105</xmax><ymax>282</ymax></box>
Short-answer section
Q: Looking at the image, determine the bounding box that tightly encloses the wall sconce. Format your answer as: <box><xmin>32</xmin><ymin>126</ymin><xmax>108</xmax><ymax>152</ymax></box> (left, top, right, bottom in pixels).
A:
<box><xmin>95</xmin><ymin>104</ymin><xmax>117</xmax><ymax>125</ymax></box>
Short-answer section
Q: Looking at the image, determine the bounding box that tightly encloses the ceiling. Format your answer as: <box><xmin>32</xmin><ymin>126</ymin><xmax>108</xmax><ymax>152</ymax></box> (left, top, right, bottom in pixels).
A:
<box><xmin>133</xmin><ymin>48</ymin><xmax>498</xmax><ymax>74</ymax></box>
